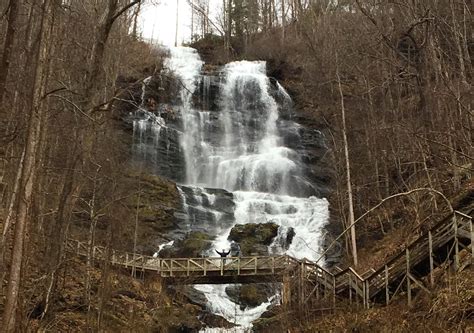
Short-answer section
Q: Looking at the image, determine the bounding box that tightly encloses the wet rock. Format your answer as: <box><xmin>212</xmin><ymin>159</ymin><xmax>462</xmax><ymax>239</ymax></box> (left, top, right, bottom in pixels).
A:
<box><xmin>193</xmin><ymin>74</ymin><xmax>222</xmax><ymax>111</ymax></box>
<box><xmin>228</xmin><ymin>223</ymin><xmax>279</xmax><ymax>256</ymax></box>
<box><xmin>259</xmin><ymin>304</ymin><xmax>280</xmax><ymax>319</ymax></box>
<box><xmin>162</xmin><ymin>231</ymin><xmax>213</xmax><ymax>257</ymax></box>
<box><xmin>285</xmin><ymin>227</ymin><xmax>296</xmax><ymax>249</ymax></box>
<box><xmin>127</xmin><ymin>117</ymin><xmax>186</xmax><ymax>183</ymax></box>
<box><xmin>173</xmin><ymin>186</ymin><xmax>236</xmax><ymax>240</ymax></box>
<box><xmin>150</xmin><ymin>304</ymin><xmax>203</xmax><ymax>332</ymax></box>
<box><xmin>225</xmin><ymin>284</ymin><xmax>276</xmax><ymax>310</ymax></box>
<box><xmin>199</xmin><ymin>313</ymin><xmax>235</xmax><ymax>329</ymax></box>
<box><xmin>252</xmin><ymin>305</ymin><xmax>284</xmax><ymax>332</ymax></box>
<box><xmin>168</xmin><ymin>286</ymin><xmax>208</xmax><ymax>307</ymax></box>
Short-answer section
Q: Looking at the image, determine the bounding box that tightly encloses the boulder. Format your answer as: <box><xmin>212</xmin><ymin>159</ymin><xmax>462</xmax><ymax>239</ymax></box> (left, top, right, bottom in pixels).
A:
<box><xmin>225</xmin><ymin>284</ymin><xmax>275</xmax><ymax>309</ymax></box>
<box><xmin>228</xmin><ymin>222</ymin><xmax>279</xmax><ymax>256</ymax></box>
<box><xmin>162</xmin><ymin>231</ymin><xmax>213</xmax><ymax>258</ymax></box>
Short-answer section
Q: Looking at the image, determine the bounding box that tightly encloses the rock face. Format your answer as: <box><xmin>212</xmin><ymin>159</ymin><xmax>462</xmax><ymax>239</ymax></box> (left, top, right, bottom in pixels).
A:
<box><xmin>171</xmin><ymin>186</ymin><xmax>236</xmax><ymax>244</ymax></box>
<box><xmin>160</xmin><ymin>231</ymin><xmax>212</xmax><ymax>257</ymax></box>
<box><xmin>107</xmin><ymin>173</ymin><xmax>181</xmax><ymax>256</ymax></box>
<box><xmin>228</xmin><ymin>223</ymin><xmax>280</xmax><ymax>256</ymax></box>
<box><xmin>225</xmin><ymin>284</ymin><xmax>276</xmax><ymax>310</ymax></box>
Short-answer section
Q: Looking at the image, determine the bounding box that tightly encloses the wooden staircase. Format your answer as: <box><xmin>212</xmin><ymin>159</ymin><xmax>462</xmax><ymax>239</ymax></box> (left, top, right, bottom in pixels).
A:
<box><xmin>302</xmin><ymin>210</ymin><xmax>473</xmax><ymax>308</ymax></box>
<box><xmin>66</xmin><ymin>210</ymin><xmax>473</xmax><ymax>309</ymax></box>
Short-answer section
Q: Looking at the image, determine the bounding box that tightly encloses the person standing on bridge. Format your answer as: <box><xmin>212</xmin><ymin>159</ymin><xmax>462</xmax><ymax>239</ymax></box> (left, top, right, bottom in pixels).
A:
<box><xmin>215</xmin><ymin>249</ymin><xmax>231</xmax><ymax>265</ymax></box>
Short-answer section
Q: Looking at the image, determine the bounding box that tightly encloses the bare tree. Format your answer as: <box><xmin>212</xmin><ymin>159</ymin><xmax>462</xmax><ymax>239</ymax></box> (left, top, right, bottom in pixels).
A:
<box><xmin>2</xmin><ymin>0</ymin><xmax>54</xmax><ymax>330</ymax></box>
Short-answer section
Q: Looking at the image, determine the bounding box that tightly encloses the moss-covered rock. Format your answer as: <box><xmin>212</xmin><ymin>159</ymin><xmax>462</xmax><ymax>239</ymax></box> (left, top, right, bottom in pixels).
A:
<box><xmin>150</xmin><ymin>304</ymin><xmax>202</xmax><ymax>332</ymax></box>
<box><xmin>107</xmin><ymin>172</ymin><xmax>182</xmax><ymax>255</ymax></box>
<box><xmin>160</xmin><ymin>232</ymin><xmax>213</xmax><ymax>257</ymax></box>
<box><xmin>228</xmin><ymin>223</ymin><xmax>279</xmax><ymax>255</ymax></box>
<box><xmin>177</xmin><ymin>232</ymin><xmax>213</xmax><ymax>257</ymax></box>
<box><xmin>225</xmin><ymin>284</ymin><xmax>275</xmax><ymax>309</ymax></box>
<box><xmin>127</xmin><ymin>173</ymin><xmax>180</xmax><ymax>230</ymax></box>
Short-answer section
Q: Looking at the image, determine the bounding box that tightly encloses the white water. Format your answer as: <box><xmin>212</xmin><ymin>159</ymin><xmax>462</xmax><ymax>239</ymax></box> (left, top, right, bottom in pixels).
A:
<box><xmin>164</xmin><ymin>47</ymin><xmax>204</xmax><ymax>185</ymax></box>
<box><xmin>141</xmin><ymin>47</ymin><xmax>329</xmax><ymax>331</ymax></box>
<box><xmin>131</xmin><ymin>76</ymin><xmax>168</xmax><ymax>165</ymax></box>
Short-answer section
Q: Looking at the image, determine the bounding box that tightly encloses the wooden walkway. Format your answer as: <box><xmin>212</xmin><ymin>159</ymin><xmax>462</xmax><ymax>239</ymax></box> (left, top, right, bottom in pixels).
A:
<box><xmin>301</xmin><ymin>210</ymin><xmax>473</xmax><ymax>308</ymax></box>
<box><xmin>66</xmin><ymin>210</ymin><xmax>473</xmax><ymax>308</ymax></box>
<box><xmin>65</xmin><ymin>239</ymin><xmax>299</xmax><ymax>284</ymax></box>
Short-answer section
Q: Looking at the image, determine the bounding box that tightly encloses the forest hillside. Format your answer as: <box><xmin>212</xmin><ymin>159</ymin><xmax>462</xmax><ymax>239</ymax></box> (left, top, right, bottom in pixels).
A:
<box><xmin>0</xmin><ymin>0</ymin><xmax>472</xmax><ymax>332</ymax></box>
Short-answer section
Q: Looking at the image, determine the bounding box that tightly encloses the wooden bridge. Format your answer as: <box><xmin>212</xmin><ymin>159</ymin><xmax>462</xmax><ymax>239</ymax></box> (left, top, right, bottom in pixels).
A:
<box><xmin>65</xmin><ymin>239</ymin><xmax>299</xmax><ymax>284</ymax></box>
<box><xmin>66</xmin><ymin>210</ymin><xmax>472</xmax><ymax>308</ymax></box>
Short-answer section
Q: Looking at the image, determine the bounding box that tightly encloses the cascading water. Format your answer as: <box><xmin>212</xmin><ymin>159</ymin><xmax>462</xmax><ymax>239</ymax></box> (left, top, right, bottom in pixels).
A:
<box><xmin>132</xmin><ymin>47</ymin><xmax>329</xmax><ymax>331</ymax></box>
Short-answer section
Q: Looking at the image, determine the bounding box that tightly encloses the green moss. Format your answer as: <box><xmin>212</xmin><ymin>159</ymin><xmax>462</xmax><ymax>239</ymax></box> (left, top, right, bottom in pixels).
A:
<box><xmin>239</xmin><ymin>285</ymin><xmax>268</xmax><ymax>307</ymax></box>
<box><xmin>150</xmin><ymin>305</ymin><xmax>202</xmax><ymax>332</ymax></box>
<box><xmin>228</xmin><ymin>223</ymin><xmax>279</xmax><ymax>255</ymax></box>
<box><xmin>125</xmin><ymin>173</ymin><xmax>180</xmax><ymax>232</ymax></box>
<box><xmin>177</xmin><ymin>232</ymin><xmax>213</xmax><ymax>257</ymax></box>
<box><xmin>253</xmin><ymin>314</ymin><xmax>284</xmax><ymax>331</ymax></box>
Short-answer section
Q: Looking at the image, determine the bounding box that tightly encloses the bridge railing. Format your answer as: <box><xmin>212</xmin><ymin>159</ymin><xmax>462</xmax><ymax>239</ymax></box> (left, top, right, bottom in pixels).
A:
<box><xmin>325</xmin><ymin>210</ymin><xmax>473</xmax><ymax>308</ymax></box>
<box><xmin>158</xmin><ymin>255</ymin><xmax>297</xmax><ymax>277</ymax></box>
<box><xmin>65</xmin><ymin>238</ymin><xmax>299</xmax><ymax>277</ymax></box>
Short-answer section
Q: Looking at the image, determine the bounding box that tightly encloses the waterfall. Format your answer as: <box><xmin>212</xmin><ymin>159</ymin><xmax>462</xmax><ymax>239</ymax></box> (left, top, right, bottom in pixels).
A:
<box><xmin>164</xmin><ymin>47</ymin><xmax>204</xmax><ymax>185</ymax></box>
<box><xmin>132</xmin><ymin>47</ymin><xmax>329</xmax><ymax>331</ymax></box>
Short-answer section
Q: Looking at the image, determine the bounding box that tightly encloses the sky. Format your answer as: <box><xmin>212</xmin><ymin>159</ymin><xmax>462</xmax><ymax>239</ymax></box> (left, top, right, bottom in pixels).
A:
<box><xmin>138</xmin><ymin>0</ymin><xmax>221</xmax><ymax>46</ymax></box>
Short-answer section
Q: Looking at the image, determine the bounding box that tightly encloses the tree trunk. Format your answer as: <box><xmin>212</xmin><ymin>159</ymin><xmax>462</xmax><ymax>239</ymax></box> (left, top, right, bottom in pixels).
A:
<box><xmin>132</xmin><ymin>0</ymin><xmax>142</xmax><ymax>39</ymax></box>
<box><xmin>226</xmin><ymin>0</ymin><xmax>232</xmax><ymax>52</ymax></box>
<box><xmin>2</xmin><ymin>0</ymin><xmax>53</xmax><ymax>330</ymax></box>
<box><xmin>337</xmin><ymin>70</ymin><xmax>358</xmax><ymax>267</ymax></box>
<box><xmin>175</xmin><ymin>0</ymin><xmax>179</xmax><ymax>46</ymax></box>
<box><xmin>0</xmin><ymin>151</ymin><xmax>24</xmax><ymax>293</ymax></box>
<box><xmin>0</xmin><ymin>0</ymin><xmax>20</xmax><ymax>105</ymax></box>
<box><xmin>281</xmin><ymin>0</ymin><xmax>285</xmax><ymax>44</ymax></box>
<box><xmin>41</xmin><ymin>0</ymin><xmax>143</xmax><ymax>318</ymax></box>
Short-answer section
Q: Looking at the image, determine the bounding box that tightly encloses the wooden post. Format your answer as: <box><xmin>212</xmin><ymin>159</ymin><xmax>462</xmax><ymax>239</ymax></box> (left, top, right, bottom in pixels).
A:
<box><xmin>406</xmin><ymin>248</ymin><xmax>411</xmax><ymax>306</ymax></box>
<box><xmin>355</xmin><ymin>278</ymin><xmax>359</xmax><ymax>307</ymax></box>
<box><xmin>332</xmin><ymin>276</ymin><xmax>336</xmax><ymax>310</ymax></box>
<box><xmin>203</xmin><ymin>259</ymin><xmax>207</xmax><ymax>276</ymax></box>
<box><xmin>298</xmin><ymin>263</ymin><xmax>303</xmax><ymax>308</ymax></box>
<box><xmin>454</xmin><ymin>214</ymin><xmax>459</xmax><ymax>270</ymax></box>
<box><xmin>362</xmin><ymin>280</ymin><xmax>366</xmax><ymax>308</ymax></box>
<box><xmin>220</xmin><ymin>258</ymin><xmax>223</xmax><ymax>275</ymax></box>
<box><xmin>282</xmin><ymin>274</ymin><xmax>291</xmax><ymax>308</ymax></box>
<box><xmin>323</xmin><ymin>272</ymin><xmax>328</xmax><ymax>299</ymax></box>
<box><xmin>365</xmin><ymin>280</ymin><xmax>370</xmax><ymax>309</ymax></box>
<box><xmin>187</xmin><ymin>259</ymin><xmax>190</xmax><ymax>276</ymax></box>
<box><xmin>385</xmin><ymin>265</ymin><xmax>389</xmax><ymax>305</ymax></box>
<box><xmin>470</xmin><ymin>216</ymin><xmax>473</xmax><ymax>265</ymax></box>
<box><xmin>428</xmin><ymin>231</ymin><xmax>434</xmax><ymax>287</ymax></box>
<box><xmin>254</xmin><ymin>257</ymin><xmax>257</xmax><ymax>274</ymax></box>
<box><xmin>315</xmin><ymin>280</ymin><xmax>319</xmax><ymax>301</ymax></box>
<box><xmin>349</xmin><ymin>274</ymin><xmax>352</xmax><ymax>304</ymax></box>
<box><xmin>299</xmin><ymin>262</ymin><xmax>304</xmax><ymax>308</ymax></box>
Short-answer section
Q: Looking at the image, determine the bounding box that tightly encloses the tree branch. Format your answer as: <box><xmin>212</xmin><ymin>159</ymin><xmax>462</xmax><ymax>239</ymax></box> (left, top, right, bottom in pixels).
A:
<box><xmin>187</xmin><ymin>0</ymin><xmax>224</xmax><ymax>36</ymax></box>
<box><xmin>111</xmin><ymin>0</ymin><xmax>142</xmax><ymax>24</ymax></box>
<box><xmin>314</xmin><ymin>188</ymin><xmax>453</xmax><ymax>266</ymax></box>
